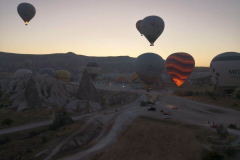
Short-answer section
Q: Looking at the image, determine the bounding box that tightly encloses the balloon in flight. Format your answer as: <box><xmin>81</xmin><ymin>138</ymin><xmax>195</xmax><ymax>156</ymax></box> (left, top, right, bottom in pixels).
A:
<box><xmin>210</xmin><ymin>52</ymin><xmax>240</xmax><ymax>94</ymax></box>
<box><xmin>135</xmin><ymin>53</ymin><xmax>165</xmax><ymax>91</ymax></box>
<box><xmin>130</xmin><ymin>73</ymin><xmax>141</xmax><ymax>83</ymax></box>
<box><xmin>17</xmin><ymin>3</ymin><xmax>36</xmax><ymax>25</ymax></box>
<box><xmin>86</xmin><ymin>62</ymin><xmax>101</xmax><ymax>80</ymax></box>
<box><xmin>115</xmin><ymin>75</ymin><xmax>127</xmax><ymax>83</ymax></box>
<box><xmin>165</xmin><ymin>52</ymin><xmax>195</xmax><ymax>87</ymax></box>
<box><xmin>55</xmin><ymin>70</ymin><xmax>71</xmax><ymax>82</ymax></box>
<box><xmin>24</xmin><ymin>59</ymin><xmax>32</xmax><ymax>68</ymax></box>
<box><xmin>14</xmin><ymin>69</ymin><xmax>32</xmax><ymax>78</ymax></box>
<box><xmin>140</xmin><ymin>16</ymin><xmax>165</xmax><ymax>46</ymax></box>
<box><xmin>38</xmin><ymin>68</ymin><xmax>56</xmax><ymax>77</ymax></box>
<box><xmin>136</xmin><ymin>20</ymin><xmax>143</xmax><ymax>36</ymax></box>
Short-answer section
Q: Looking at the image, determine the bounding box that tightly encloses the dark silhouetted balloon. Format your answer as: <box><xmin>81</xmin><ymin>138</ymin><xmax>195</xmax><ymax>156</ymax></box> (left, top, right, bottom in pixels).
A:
<box><xmin>135</xmin><ymin>53</ymin><xmax>165</xmax><ymax>91</ymax></box>
<box><xmin>210</xmin><ymin>52</ymin><xmax>240</xmax><ymax>94</ymax></box>
<box><xmin>24</xmin><ymin>59</ymin><xmax>32</xmax><ymax>68</ymax></box>
<box><xmin>115</xmin><ymin>75</ymin><xmax>127</xmax><ymax>83</ymax></box>
<box><xmin>136</xmin><ymin>20</ymin><xmax>143</xmax><ymax>36</ymax></box>
<box><xmin>17</xmin><ymin>3</ymin><xmax>36</xmax><ymax>25</ymax></box>
<box><xmin>165</xmin><ymin>52</ymin><xmax>195</xmax><ymax>87</ymax></box>
<box><xmin>140</xmin><ymin>16</ymin><xmax>164</xmax><ymax>46</ymax></box>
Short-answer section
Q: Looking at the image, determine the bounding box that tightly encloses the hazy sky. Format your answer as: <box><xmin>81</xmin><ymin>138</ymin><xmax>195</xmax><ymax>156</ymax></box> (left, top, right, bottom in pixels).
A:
<box><xmin>0</xmin><ymin>0</ymin><xmax>240</xmax><ymax>66</ymax></box>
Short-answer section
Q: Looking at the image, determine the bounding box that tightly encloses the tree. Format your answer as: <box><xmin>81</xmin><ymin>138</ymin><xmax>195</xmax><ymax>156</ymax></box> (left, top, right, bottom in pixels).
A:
<box><xmin>49</xmin><ymin>110</ymin><xmax>73</xmax><ymax>130</ymax></box>
<box><xmin>2</xmin><ymin>118</ymin><xmax>13</xmax><ymax>127</ymax></box>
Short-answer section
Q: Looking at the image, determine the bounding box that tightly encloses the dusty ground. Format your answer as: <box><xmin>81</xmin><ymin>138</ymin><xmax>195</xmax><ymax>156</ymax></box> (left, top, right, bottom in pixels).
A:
<box><xmin>95</xmin><ymin>116</ymin><xmax>203</xmax><ymax>160</ymax></box>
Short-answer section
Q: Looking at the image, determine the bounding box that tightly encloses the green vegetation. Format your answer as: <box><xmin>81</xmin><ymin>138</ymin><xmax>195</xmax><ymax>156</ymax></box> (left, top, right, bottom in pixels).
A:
<box><xmin>100</xmin><ymin>96</ymin><xmax>106</xmax><ymax>107</ymax></box>
<box><xmin>49</xmin><ymin>110</ymin><xmax>74</xmax><ymax>130</ymax></box>
<box><xmin>202</xmin><ymin>151</ymin><xmax>225</xmax><ymax>160</ymax></box>
<box><xmin>140</xmin><ymin>101</ymin><xmax>147</xmax><ymax>106</ymax></box>
<box><xmin>1</xmin><ymin>118</ymin><xmax>13</xmax><ymax>127</ymax></box>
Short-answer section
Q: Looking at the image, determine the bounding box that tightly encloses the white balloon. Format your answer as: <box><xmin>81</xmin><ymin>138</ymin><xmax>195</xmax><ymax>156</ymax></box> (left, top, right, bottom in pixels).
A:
<box><xmin>210</xmin><ymin>52</ymin><xmax>240</xmax><ymax>94</ymax></box>
<box><xmin>14</xmin><ymin>69</ymin><xmax>32</xmax><ymax>78</ymax></box>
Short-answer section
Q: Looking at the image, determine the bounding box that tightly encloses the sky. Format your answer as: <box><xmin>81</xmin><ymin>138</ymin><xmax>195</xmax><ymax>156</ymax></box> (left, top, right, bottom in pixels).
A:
<box><xmin>0</xmin><ymin>0</ymin><xmax>240</xmax><ymax>67</ymax></box>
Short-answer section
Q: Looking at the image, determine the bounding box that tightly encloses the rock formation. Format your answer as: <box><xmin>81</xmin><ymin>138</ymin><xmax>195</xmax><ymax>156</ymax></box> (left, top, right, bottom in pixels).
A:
<box><xmin>76</xmin><ymin>69</ymin><xmax>99</xmax><ymax>102</ymax></box>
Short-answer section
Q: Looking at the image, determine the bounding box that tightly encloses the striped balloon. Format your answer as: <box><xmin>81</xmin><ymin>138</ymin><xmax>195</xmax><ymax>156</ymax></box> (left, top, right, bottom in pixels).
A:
<box><xmin>165</xmin><ymin>53</ymin><xmax>195</xmax><ymax>87</ymax></box>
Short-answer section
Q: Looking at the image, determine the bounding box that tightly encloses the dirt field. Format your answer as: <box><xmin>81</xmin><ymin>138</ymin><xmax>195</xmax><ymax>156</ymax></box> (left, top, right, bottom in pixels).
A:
<box><xmin>96</xmin><ymin>116</ymin><xmax>203</xmax><ymax>160</ymax></box>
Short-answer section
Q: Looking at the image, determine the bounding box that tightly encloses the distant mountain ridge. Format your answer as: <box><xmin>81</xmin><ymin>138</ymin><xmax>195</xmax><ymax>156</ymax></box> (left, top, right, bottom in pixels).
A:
<box><xmin>0</xmin><ymin>52</ymin><xmax>136</xmax><ymax>75</ymax></box>
<box><xmin>0</xmin><ymin>52</ymin><xmax>209</xmax><ymax>75</ymax></box>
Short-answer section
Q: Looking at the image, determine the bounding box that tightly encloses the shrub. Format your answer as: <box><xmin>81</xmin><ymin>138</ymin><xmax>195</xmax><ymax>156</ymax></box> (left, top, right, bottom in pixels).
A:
<box><xmin>27</xmin><ymin>131</ymin><xmax>38</xmax><ymax>138</ymax></box>
<box><xmin>1</xmin><ymin>118</ymin><xmax>13</xmax><ymax>127</ymax></box>
<box><xmin>41</xmin><ymin>135</ymin><xmax>49</xmax><ymax>143</ymax></box>
<box><xmin>224</xmin><ymin>147</ymin><xmax>237</xmax><ymax>157</ymax></box>
<box><xmin>100</xmin><ymin>96</ymin><xmax>106</xmax><ymax>107</ymax></box>
<box><xmin>228</xmin><ymin>124</ymin><xmax>237</xmax><ymax>129</ymax></box>
<box><xmin>140</xmin><ymin>101</ymin><xmax>147</xmax><ymax>106</ymax></box>
<box><xmin>202</xmin><ymin>151</ymin><xmax>225</xmax><ymax>160</ymax></box>
<box><xmin>0</xmin><ymin>136</ymin><xmax>10</xmax><ymax>146</ymax></box>
<box><xmin>236</xmin><ymin>93</ymin><xmax>240</xmax><ymax>100</ymax></box>
<box><xmin>184</xmin><ymin>91</ymin><xmax>193</xmax><ymax>96</ymax></box>
<box><xmin>233</xmin><ymin>103</ymin><xmax>238</xmax><ymax>107</ymax></box>
<box><xmin>49</xmin><ymin>110</ymin><xmax>73</xmax><ymax>130</ymax></box>
<box><xmin>194</xmin><ymin>91</ymin><xmax>200</xmax><ymax>96</ymax></box>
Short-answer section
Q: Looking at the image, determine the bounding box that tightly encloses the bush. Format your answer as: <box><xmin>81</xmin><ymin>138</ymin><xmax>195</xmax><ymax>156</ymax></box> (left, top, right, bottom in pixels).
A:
<box><xmin>49</xmin><ymin>110</ymin><xmax>73</xmax><ymax>130</ymax></box>
<box><xmin>224</xmin><ymin>147</ymin><xmax>237</xmax><ymax>157</ymax></box>
<box><xmin>140</xmin><ymin>101</ymin><xmax>147</xmax><ymax>106</ymax></box>
<box><xmin>228</xmin><ymin>124</ymin><xmax>237</xmax><ymax>129</ymax></box>
<box><xmin>0</xmin><ymin>136</ymin><xmax>10</xmax><ymax>146</ymax></box>
<box><xmin>27</xmin><ymin>131</ymin><xmax>38</xmax><ymax>138</ymax></box>
<box><xmin>202</xmin><ymin>151</ymin><xmax>225</xmax><ymax>160</ymax></box>
<box><xmin>184</xmin><ymin>91</ymin><xmax>193</xmax><ymax>96</ymax></box>
<box><xmin>233</xmin><ymin>103</ymin><xmax>238</xmax><ymax>107</ymax></box>
<box><xmin>1</xmin><ymin>118</ymin><xmax>13</xmax><ymax>127</ymax></box>
<box><xmin>41</xmin><ymin>135</ymin><xmax>49</xmax><ymax>143</ymax></box>
<box><xmin>100</xmin><ymin>96</ymin><xmax>106</xmax><ymax>107</ymax></box>
<box><xmin>194</xmin><ymin>91</ymin><xmax>200</xmax><ymax>96</ymax></box>
<box><xmin>236</xmin><ymin>93</ymin><xmax>240</xmax><ymax>100</ymax></box>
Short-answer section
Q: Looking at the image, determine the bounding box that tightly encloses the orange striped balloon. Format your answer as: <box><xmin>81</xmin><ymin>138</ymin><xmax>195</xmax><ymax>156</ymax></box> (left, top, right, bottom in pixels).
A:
<box><xmin>165</xmin><ymin>53</ymin><xmax>195</xmax><ymax>87</ymax></box>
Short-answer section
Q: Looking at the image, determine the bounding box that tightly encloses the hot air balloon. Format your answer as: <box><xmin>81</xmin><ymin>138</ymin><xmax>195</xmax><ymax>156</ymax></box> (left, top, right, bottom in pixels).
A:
<box><xmin>135</xmin><ymin>53</ymin><xmax>165</xmax><ymax>91</ymax></box>
<box><xmin>38</xmin><ymin>68</ymin><xmax>56</xmax><ymax>77</ymax></box>
<box><xmin>115</xmin><ymin>75</ymin><xmax>128</xmax><ymax>83</ymax></box>
<box><xmin>165</xmin><ymin>53</ymin><xmax>195</xmax><ymax>87</ymax></box>
<box><xmin>17</xmin><ymin>3</ymin><xmax>36</xmax><ymax>25</ymax></box>
<box><xmin>14</xmin><ymin>69</ymin><xmax>32</xmax><ymax>78</ymax></box>
<box><xmin>55</xmin><ymin>70</ymin><xmax>71</xmax><ymax>82</ymax></box>
<box><xmin>210</xmin><ymin>52</ymin><xmax>240</xmax><ymax>94</ymax></box>
<box><xmin>140</xmin><ymin>16</ymin><xmax>165</xmax><ymax>46</ymax></box>
<box><xmin>130</xmin><ymin>73</ymin><xmax>141</xmax><ymax>83</ymax></box>
<box><xmin>24</xmin><ymin>59</ymin><xmax>32</xmax><ymax>68</ymax></box>
<box><xmin>136</xmin><ymin>20</ymin><xmax>143</xmax><ymax>36</ymax></box>
<box><xmin>86</xmin><ymin>62</ymin><xmax>101</xmax><ymax>80</ymax></box>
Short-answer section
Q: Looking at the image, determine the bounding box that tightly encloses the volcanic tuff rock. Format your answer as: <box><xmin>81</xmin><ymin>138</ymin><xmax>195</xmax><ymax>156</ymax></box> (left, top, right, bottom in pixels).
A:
<box><xmin>76</xmin><ymin>69</ymin><xmax>100</xmax><ymax>102</ymax></box>
<box><xmin>25</xmin><ymin>76</ymin><xmax>43</xmax><ymax>110</ymax></box>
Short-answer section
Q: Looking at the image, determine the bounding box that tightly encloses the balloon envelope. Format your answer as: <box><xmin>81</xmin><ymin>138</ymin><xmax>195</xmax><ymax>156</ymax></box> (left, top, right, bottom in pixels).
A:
<box><xmin>165</xmin><ymin>53</ymin><xmax>195</xmax><ymax>87</ymax></box>
<box><xmin>14</xmin><ymin>69</ymin><xmax>32</xmax><ymax>78</ymax></box>
<box><xmin>55</xmin><ymin>70</ymin><xmax>71</xmax><ymax>82</ymax></box>
<box><xmin>17</xmin><ymin>3</ymin><xmax>36</xmax><ymax>25</ymax></box>
<box><xmin>210</xmin><ymin>52</ymin><xmax>240</xmax><ymax>94</ymax></box>
<box><xmin>135</xmin><ymin>53</ymin><xmax>165</xmax><ymax>90</ymax></box>
<box><xmin>38</xmin><ymin>68</ymin><xmax>56</xmax><ymax>77</ymax></box>
<box><xmin>115</xmin><ymin>75</ymin><xmax>127</xmax><ymax>83</ymax></box>
<box><xmin>136</xmin><ymin>20</ymin><xmax>143</xmax><ymax>36</ymax></box>
<box><xmin>130</xmin><ymin>73</ymin><xmax>141</xmax><ymax>82</ymax></box>
<box><xmin>140</xmin><ymin>16</ymin><xmax>164</xmax><ymax>46</ymax></box>
<box><xmin>24</xmin><ymin>59</ymin><xmax>32</xmax><ymax>68</ymax></box>
<box><xmin>86</xmin><ymin>62</ymin><xmax>101</xmax><ymax>80</ymax></box>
